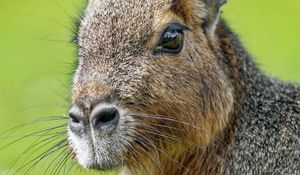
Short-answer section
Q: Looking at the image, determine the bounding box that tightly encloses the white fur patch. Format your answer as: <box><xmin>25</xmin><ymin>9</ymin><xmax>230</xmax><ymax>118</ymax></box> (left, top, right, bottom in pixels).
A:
<box><xmin>68</xmin><ymin>106</ymin><xmax>136</xmax><ymax>170</ymax></box>
<box><xmin>68</xmin><ymin>127</ymin><xmax>96</xmax><ymax>168</ymax></box>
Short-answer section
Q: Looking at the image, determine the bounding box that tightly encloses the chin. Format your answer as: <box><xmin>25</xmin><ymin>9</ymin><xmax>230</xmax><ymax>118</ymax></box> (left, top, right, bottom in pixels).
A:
<box><xmin>68</xmin><ymin>128</ymin><xmax>126</xmax><ymax>170</ymax></box>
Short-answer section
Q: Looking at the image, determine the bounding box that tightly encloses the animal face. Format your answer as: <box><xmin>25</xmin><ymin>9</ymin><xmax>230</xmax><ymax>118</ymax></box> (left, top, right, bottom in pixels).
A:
<box><xmin>68</xmin><ymin>0</ymin><xmax>233</xmax><ymax>171</ymax></box>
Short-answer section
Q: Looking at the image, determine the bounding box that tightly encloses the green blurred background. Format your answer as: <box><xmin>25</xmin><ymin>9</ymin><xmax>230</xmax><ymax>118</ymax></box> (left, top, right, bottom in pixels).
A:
<box><xmin>0</xmin><ymin>0</ymin><xmax>299</xmax><ymax>174</ymax></box>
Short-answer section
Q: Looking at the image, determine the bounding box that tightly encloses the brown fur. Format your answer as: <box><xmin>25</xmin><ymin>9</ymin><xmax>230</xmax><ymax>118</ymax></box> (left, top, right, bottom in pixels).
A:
<box><xmin>122</xmin><ymin>3</ymin><xmax>243</xmax><ymax>174</ymax></box>
<box><xmin>70</xmin><ymin>0</ymin><xmax>243</xmax><ymax>174</ymax></box>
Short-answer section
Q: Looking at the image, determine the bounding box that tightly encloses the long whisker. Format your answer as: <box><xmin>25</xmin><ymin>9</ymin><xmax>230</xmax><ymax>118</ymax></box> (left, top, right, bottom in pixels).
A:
<box><xmin>135</xmin><ymin>126</ymin><xmax>225</xmax><ymax>160</ymax></box>
<box><xmin>129</xmin><ymin>121</ymin><xmax>187</xmax><ymax>133</ymax></box>
<box><xmin>57</xmin><ymin>152</ymin><xmax>71</xmax><ymax>175</ymax></box>
<box><xmin>130</xmin><ymin>113</ymin><xmax>202</xmax><ymax>130</ymax></box>
<box><xmin>125</xmin><ymin>125</ymin><xmax>195</xmax><ymax>175</ymax></box>
<box><xmin>130</xmin><ymin>113</ymin><xmax>226</xmax><ymax>145</ymax></box>
<box><xmin>150</xmin><ymin>143</ymin><xmax>193</xmax><ymax>175</ymax></box>
<box><xmin>51</xmin><ymin>0</ymin><xmax>74</xmax><ymax>22</ymax></box>
<box><xmin>0</xmin><ymin>123</ymin><xmax>66</xmax><ymax>147</ymax></box>
<box><xmin>147</xmin><ymin>99</ymin><xmax>190</xmax><ymax>105</ymax></box>
<box><xmin>32</xmin><ymin>38</ymin><xmax>71</xmax><ymax>44</ymax></box>
<box><xmin>1</xmin><ymin>125</ymin><xmax>67</xmax><ymax>140</ymax></box>
<box><xmin>49</xmin><ymin>147</ymin><xmax>70</xmax><ymax>175</ymax></box>
<box><xmin>130</xmin><ymin>126</ymin><xmax>223</xmax><ymax>168</ymax></box>
<box><xmin>132</xmin><ymin>134</ymin><xmax>164</xmax><ymax>174</ymax></box>
<box><xmin>138</xmin><ymin>128</ymin><xmax>206</xmax><ymax>150</ymax></box>
<box><xmin>64</xmin><ymin>158</ymin><xmax>77</xmax><ymax>175</ymax></box>
<box><xmin>14</xmin><ymin>140</ymin><xmax>68</xmax><ymax>175</ymax></box>
<box><xmin>49</xmin><ymin>76</ymin><xmax>70</xmax><ymax>91</ymax></box>
<box><xmin>132</xmin><ymin>149</ymin><xmax>151</xmax><ymax>175</ymax></box>
<box><xmin>69</xmin><ymin>0</ymin><xmax>82</xmax><ymax>13</ymax></box>
<box><xmin>0</xmin><ymin>116</ymin><xmax>67</xmax><ymax>138</ymax></box>
<box><xmin>4</xmin><ymin>105</ymin><xmax>67</xmax><ymax>118</ymax></box>
<box><xmin>25</xmin><ymin>143</ymin><xmax>68</xmax><ymax>175</ymax></box>
<box><xmin>8</xmin><ymin>130</ymin><xmax>66</xmax><ymax>173</ymax></box>
<box><xmin>27</xmin><ymin>14</ymin><xmax>76</xmax><ymax>34</ymax></box>
<box><xmin>136</xmin><ymin>131</ymin><xmax>161</xmax><ymax>162</ymax></box>
<box><xmin>126</xmin><ymin>141</ymin><xmax>149</xmax><ymax>175</ymax></box>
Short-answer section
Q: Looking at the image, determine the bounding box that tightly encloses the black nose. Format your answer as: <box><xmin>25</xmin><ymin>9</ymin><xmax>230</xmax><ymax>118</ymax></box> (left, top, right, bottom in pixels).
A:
<box><xmin>91</xmin><ymin>104</ymin><xmax>120</xmax><ymax>129</ymax></box>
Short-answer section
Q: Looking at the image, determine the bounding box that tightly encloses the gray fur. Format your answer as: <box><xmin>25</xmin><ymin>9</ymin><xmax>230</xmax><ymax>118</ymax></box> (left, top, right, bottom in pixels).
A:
<box><xmin>222</xmin><ymin>28</ymin><xmax>300</xmax><ymax>174</ymax></box>
<box><xmin>69</xmin><ymin>0</ymin><xmax>300</xmax><ymax>174</ymax></box>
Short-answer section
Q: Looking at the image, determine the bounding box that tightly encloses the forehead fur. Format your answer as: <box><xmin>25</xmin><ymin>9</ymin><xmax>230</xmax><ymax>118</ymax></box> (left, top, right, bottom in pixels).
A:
<box><xmin>78</xmin><ymin>0</ymin><xmax>206</xmax><ymax>58</ymax></box>
<box><xmin>79</xmin><ymin>0</ymin><xmax>174</xmax><ymax>58</ymax></box>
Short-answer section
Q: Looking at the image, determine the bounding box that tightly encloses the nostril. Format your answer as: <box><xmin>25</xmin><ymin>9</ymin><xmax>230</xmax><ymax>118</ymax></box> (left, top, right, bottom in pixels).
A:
<box><xmin>91</xmin><ymin>105</ymin><xmax>120</xmax><ymax>128</ymax></box>
<box><xmin>69</xmin><ymin>113</ymin><xmax>80</xmax><ymax>123</ymax></box>
<box><xmin>68</xmin><ymin>105</ymin><xmax>86</xmax><ymax>133</ymax></box>
<box><xmin>98</xmin><ymin>110</ymin><xmax>118</xmax><ymax>123</ymax></box>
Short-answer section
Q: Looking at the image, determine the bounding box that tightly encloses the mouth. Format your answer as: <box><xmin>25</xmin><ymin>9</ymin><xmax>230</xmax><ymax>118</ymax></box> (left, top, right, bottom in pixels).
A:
<box><xmin>67</xmin><ymin>104</ymin><xmax>135</xmax><ymax>170</ymax></box>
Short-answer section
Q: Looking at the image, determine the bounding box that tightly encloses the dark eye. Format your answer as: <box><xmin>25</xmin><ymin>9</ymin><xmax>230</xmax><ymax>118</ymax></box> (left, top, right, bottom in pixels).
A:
<box><xmin>154</xmin><ymin>24</ymin><xmax>184</xmax><ymax>55</ymax></box>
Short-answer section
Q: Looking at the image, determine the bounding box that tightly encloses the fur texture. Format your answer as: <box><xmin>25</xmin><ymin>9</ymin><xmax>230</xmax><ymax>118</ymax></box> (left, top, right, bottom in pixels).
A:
<box><xmin>68</xmin><ymin>0</ymin><xmax>300</xmax><ymax>174</ymax></box>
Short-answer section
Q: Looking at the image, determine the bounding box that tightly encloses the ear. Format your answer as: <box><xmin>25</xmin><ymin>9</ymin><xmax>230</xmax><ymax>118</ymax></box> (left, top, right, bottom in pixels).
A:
<box><xmin>171</xmin><ymin>0</ymin><xmax>227</xmax><ymax>36</ymax></box>
<box><xmin>203</xmin><ymin>0</ymin><xmax>227</xmax><ymax>36</ymax></box>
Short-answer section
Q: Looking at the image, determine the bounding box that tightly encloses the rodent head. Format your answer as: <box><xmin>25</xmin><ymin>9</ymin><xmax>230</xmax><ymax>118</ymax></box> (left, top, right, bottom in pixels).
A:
<box><xmin>68</xmin><ymin>0</ymin><xmax>233</xmax><ymax>171</ymax></box>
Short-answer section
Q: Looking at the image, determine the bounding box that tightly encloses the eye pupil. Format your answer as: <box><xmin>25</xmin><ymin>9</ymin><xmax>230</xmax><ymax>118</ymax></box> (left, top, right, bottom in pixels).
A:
<box><xmin>161</xmin><ymin>30</ymin><xmax>182</xmax><ymax>50</ymax></box>
<box><xmin>154</xmin><ymin>24</ymin><xmax>184</xmax><ymax>54</ymax></box>
<box><xmin>162</xmin><ymin>31</ymin><xmax>182</xmax><ymax>50</ymax></box>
